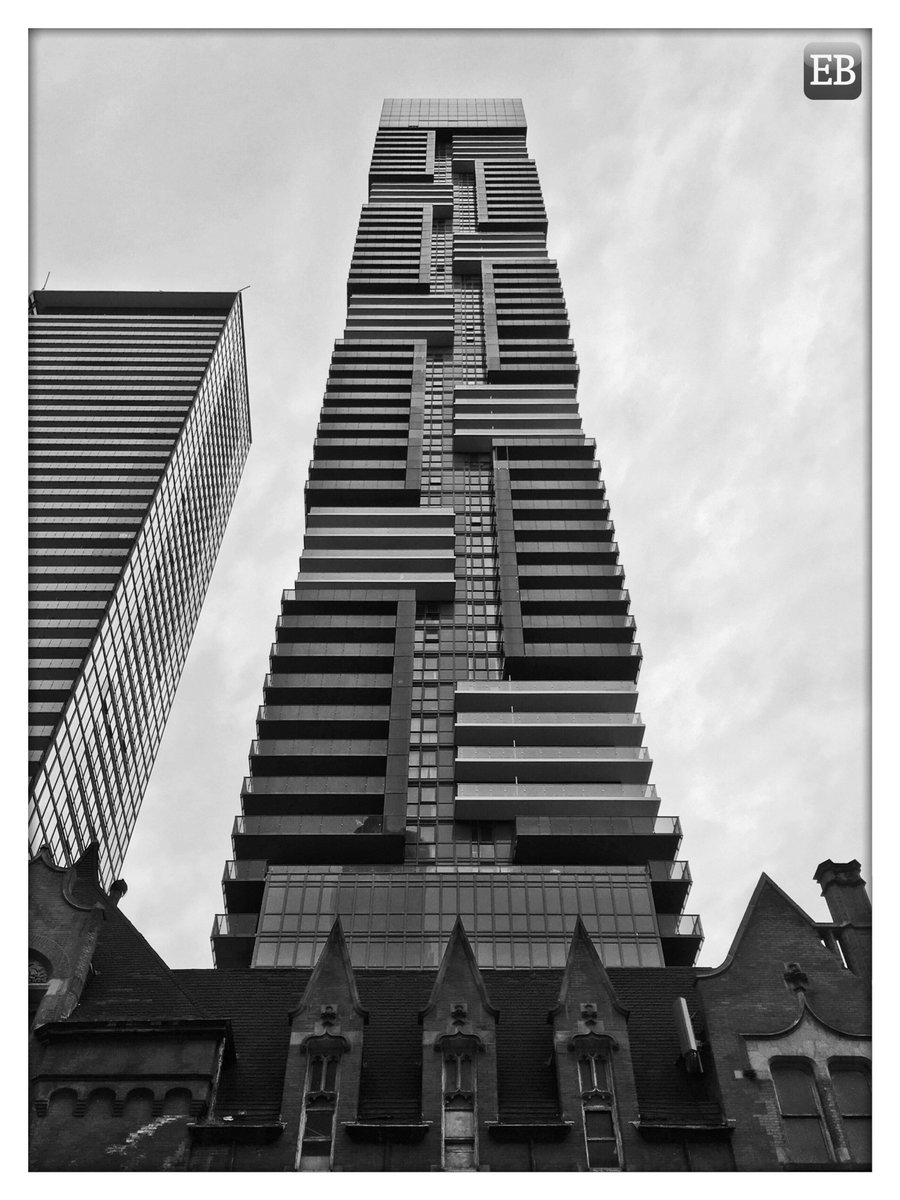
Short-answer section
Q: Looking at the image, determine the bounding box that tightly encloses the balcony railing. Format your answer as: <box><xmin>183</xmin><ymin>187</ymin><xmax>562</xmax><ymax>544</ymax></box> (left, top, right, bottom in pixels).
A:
<box><xmin>516</xmin><ymin>814</ymin><xmax>681</xmax><ymax>838</ymax></box>
<box><xmin>222</xmin><ymin>858</ymin><xmax>267</xmax><ymax>883</ymax></box>
<box><xmin>211</xmin><ymin>913</ymin><xmax>258</xmax><ymax>938</ymax></box>
<box><xmin>233</xmin><ymin>814</ymin><xmax>384</xmax><ymax>836</ymax></box>
<box><xmin>456</xmin><ymin>781</ymin><xmax>658</xmax><ymax>799</ymax></box>
<box><xmin>456</xmin><ymin>745</ymin><xmax>651</xmax><ymax>762</ymax></box>
<box><xmin>656</xmin><ymin>913</ymin><xmax>703</xmax><ymax>939</ymax></box>
<box><xmin>648</xmin><ymin>859</ymin><xmax>692</xmax><ymax>884</ymax></box>
<box><xmin>455</xmin><ymin>711</ymin><xmax>644</xmax><ymax>728</ymax></box>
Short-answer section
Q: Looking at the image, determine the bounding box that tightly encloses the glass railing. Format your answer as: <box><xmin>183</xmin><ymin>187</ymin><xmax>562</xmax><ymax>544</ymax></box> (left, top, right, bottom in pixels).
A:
<box><xmin>211</xmin><ymin>913</ymin><xmax>259</xmax><ymax>938</ymax></box>
<box><xmin>249</xmin><ymin>739</ymin><xmax>388</xmax><ymax>757</ymax></box>
<box><xmin>233</xmin><ymin>814</ymin><xmax>384</xmax><ymax>836</ymax></box>
<box><xmin>457</xmin><ymin>781</ymin><xmax>659</xmax><ymax>799</ymax></box>
<box><xmin>222</xmin><ymin>859</ymin><xmax>267</xmax><ymax>882</ymax></box>
<box><xmin>515</xmin><ymin>813</ymin><xmax>681</xmax><ymax>837</ymax></box>
<box><xmin>457</xmin><ymin>745</ymin><xmax>650</xmax><ymax>761</ymax></box>
<box><xmin>648</xmin><ymin>859</ymin><xmax>692</xmax><ymax>883</ymax></box>
<box><xmin>455</xmin><ymin>711</ymin><xmax>643</xmax><ymax>727</ymax></box>
<box><xmin>656</xmin><ymin>913</ymin><xmax>703</xmax><ymax>938</ymax></box>
<box><xmin>455</xmin><ymin>679</ymin><xmax>638</xmax><ymax>696</ymax></box>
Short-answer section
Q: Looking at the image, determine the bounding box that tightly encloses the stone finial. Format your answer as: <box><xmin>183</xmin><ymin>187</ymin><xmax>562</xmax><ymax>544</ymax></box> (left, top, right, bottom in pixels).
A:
<box><xmin>783</xmin><ymin>962</ymin><xmax>809</xmax><ymax>992</ymax></box>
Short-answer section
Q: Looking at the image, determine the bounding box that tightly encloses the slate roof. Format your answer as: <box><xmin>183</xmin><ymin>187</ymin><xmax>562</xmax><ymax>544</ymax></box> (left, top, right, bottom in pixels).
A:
<box><xmin>69</xmin><ymin>911</ymin><xmax>725</xmax><ymax>1129</ymax></box>
<box><xmin>612</xmin><ymin>968</ymin><xmax>725</xmax><ymax>1126</ymax></box>
<box><xmin>179</xmin><ymin>969</ymin><xmax>311</xmax><ymax>1122</ymax></box>
<box><xmin>168</xmin><ymin>967</ymin><xmax>724</xmax><ymax>1127</ymax></box>
<box><xmin>72</xmin><ymin>904</ymin><xmax>210</xmax><ymax>1024</ymax></box>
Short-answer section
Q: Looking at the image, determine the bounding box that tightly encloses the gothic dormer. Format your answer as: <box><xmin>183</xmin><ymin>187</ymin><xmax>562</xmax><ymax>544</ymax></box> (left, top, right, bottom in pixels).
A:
<box><xmin>280</xmin><ymin>918</ymin><xmax>367</xmax><ymax>1171</ymax></box>
<box><xmin>549</xmin><ymin>919</ymin><xmax>635</xmax><ymax>1171</ymax></box>
<box><xmin>420</xmin><ymin>919</ymin><xmax>498</xmax><ymax>1170</ymax></box>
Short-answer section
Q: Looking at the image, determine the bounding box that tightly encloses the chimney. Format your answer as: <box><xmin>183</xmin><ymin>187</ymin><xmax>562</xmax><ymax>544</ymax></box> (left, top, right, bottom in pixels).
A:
<box><xmin>813</xmin><ymin>859</ymin><xmax>871</xmax><ymax>983</ymax></box>
<box><xmin>109</xmin><ymin>879</ymin><xmax>128</xmax><ymax>909</ymax></box>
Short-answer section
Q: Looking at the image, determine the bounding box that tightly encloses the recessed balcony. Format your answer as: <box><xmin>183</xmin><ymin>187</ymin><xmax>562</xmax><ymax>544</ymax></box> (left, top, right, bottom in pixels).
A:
<box><xmin>231</xmin><ymin>814</ymin><xmax>404</xmax><ymax>864</ymax></box>
<box><xmin>269</xmin><ymin>643</ymin><xmax>395</xmax><ymax>673</ymax></box>
<box><xmin>249</xmin><ymin>738</ymin><xmax>387</xmax><ymax>777</ymax></box>
<box><xmin>261</xmin><ymin>674</ymin><xmax>393</xmax><ymax>705</ymax></box>
<box><xmin>454</xmin><ymin>710</ymin><xmax>646</xmax><ymax>747</ymax></box>
<box><xmin>455</xmin><ymin>744</ymin><xmax>653</xmax><ymax>784</ymax></box>
<box><xmin>521</xmin><ymin>615</ymin><xmax>636</xmax><ymax>644</ymax></box>
<box><xmin>454</xmin><ymin>679</ymin><xmax>639</xmax><ymax>713</ymax></box>
<box><xmin>454</xmin><ymin>780</ymin><xmax>659</xmax><ymax>820</ymax></box>
<box><xmin>504</xmin><ymin>642</ymin><xmax>642</xmax><ymax>683</ymax></box>
<box><xmin>300</xmin><ymin>548</ymin><xmax>455</xmax><ymax>572</ymax></box>
<box><xmin>519</xmin><ymin>590</ymin><xmax>631</xmax><ymax>616</ymax></box>
<box><xmin>240</xmin><ymin>774</ymin><xmax>386</xmax><ymax>815</ymax></box>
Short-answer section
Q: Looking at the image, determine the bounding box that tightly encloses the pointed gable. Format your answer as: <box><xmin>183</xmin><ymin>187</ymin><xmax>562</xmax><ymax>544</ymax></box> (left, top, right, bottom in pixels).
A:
<box><xmin>289</xmin><ymin>918</ymin><xmax>367</xmax><ymax>1026</ymax></box>
<box><xmin>420</xmin><ymin>917</ymin><xmax>497</xmax><ymax>1023</ymax></box>
<box><xmin>74</xmin><ymin>901</ymin><xmax>210</xmax><ymax>1022</ymax></box>
<box><xmin>552</xmin><ymin>916</ymin><xmax>629</xmax><ymax>1027</ymax></box>
<box><xmin>703</xmin><ymin>874</ymin><xmax>825</xmax><ymax>980</ymax></box>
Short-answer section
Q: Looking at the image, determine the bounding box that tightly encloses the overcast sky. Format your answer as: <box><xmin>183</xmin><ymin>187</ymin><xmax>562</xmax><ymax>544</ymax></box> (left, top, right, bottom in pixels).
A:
<box><xmin>29</xmin><ymin>28</ymin><xmax>870</xmax><ymax>970</ymax></box>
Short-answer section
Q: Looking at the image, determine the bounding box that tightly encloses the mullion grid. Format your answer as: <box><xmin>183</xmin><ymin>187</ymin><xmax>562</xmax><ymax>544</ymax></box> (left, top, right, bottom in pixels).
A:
<box><xmin>29</xmin><ymin>309</ymin><xmax>251</xmax><ymax>885</ymax></box>
<box><xmin>256</xmin><ymin>867</ymin><xmax>662</xmax><ymax>970</ymax></box>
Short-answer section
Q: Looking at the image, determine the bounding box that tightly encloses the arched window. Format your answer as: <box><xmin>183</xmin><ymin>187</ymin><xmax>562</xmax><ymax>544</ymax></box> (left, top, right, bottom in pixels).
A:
<box><xmin>162</xmin><ymin>1088</ymin><xmax>192</xmax><ymax>1117</ymax></box>
<box><xmin>770</xmin><ymin>1060</ymin><xmax>832</xmax><ymax>1164</ymax></box>
<box><xmin>84</xmin><ymin>1088</ymin><xmax>116</xmax><ymax>1122</ymax></box>
<box><xmin>437</xmin><ymin>1030</ymin><xmax>482</xmax><ymax>1171</ymax></box>
<box><xmin>123</xmin><ymin>1088</ymin><xmax>154</xmax><ymax>1124</ymax></box>
<box><xmin>47</xmin><ymin>1088</ymin><xmax>77</xmax><ymax>1120</ymax></box>
<box><xmin>569</xmin><ymin>1029</ymin><xmax>622</xmax><ymax>1171</ymax></box>
<box><xmin>830</xmin><ymin>1061</ymin><xmax>871</xmax><ymax>1164</ymax></box>
<box><xmin>297</xmin><ymin>1032</ymin><xmax>348</xmax><ymax>1172</ymax></box>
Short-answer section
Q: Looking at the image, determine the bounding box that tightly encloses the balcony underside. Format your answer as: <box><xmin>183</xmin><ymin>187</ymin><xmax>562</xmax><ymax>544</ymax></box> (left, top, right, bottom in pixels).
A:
<box><xmin>233</xmin><ymin>828</ymin><xmax>405</xmax><ymax>863</ymax></box>
<box><xmin>512</xmin><ymin>817</ymin><xmax>682</xmax><ymax>865</ymax></box>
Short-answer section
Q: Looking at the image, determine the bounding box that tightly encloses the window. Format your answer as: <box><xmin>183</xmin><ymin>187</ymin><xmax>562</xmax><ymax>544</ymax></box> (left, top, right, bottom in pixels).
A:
<box><xmin>438</xmin><ymin>1030</ymin><xmax>480</xmax><ymax>1171</ymax></box>
<box><xmin>830</xmin><ymin>1062</ymin><xmax>871</xmax><ymax>1163</ymax></box>
<box><xmin>770</xmin><ymin>1061</ymin><xmax>832</xmax><ymax>1164</ymax></box>
<box><xmin>297</xmin><ymin>1037</ymin><xmax>344</xmax><ymax>1172</ymax></box>
<box><xmin>577</xmin><ymin>1051</ymin><xmax>621</xmax><ymax>1169</ymax></box>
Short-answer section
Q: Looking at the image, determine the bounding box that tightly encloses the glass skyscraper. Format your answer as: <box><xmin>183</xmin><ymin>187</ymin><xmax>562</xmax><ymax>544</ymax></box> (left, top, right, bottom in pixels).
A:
<box><xmin>213</xmin><ymin>100</ymin><xmax>701</xmax><ymax>972</ymax></box>
<box><xmin>28</xmin><ymin>290</ymin><xmax>251</xmax><ymax>888</ymax></box>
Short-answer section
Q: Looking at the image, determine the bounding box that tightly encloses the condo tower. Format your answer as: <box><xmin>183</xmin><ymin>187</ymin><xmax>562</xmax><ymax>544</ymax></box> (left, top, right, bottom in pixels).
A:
<box><xmin>214</xmin><ymin>99</ymin><xmax>701</xmax><ymax>973</ymax></box>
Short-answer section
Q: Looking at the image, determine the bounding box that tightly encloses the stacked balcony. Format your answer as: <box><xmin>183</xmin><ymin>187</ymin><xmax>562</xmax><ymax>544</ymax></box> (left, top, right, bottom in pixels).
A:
<box><xmin>216</xmin><ymin>102</ymin><xmax>702</xmax><ymax>972</ymax></box>
<box><xmin>451</xmin><ymin>132</ymin><xmax>529</xmax><ymax>168</ymax></box>
<box><xmin>348</xmin><ymin>205</ymin><xmax>432</xmax><ymax>295</ymax></box>
<box><xmin>369</xmin><ymin>128</ymin><xmax>435</xmax><ymax>180</ymax></box>
<box><xmin>216</xmin><ymin>594</ymin><xmax>413</xmax><ymax>965</ymax></box>
<box><xmin>475</xmin><ymin>158</ymin><xmax>547</xmax><ymax>230</ymax></box>
<box><xmin>345</xmin><ymin>295</ymin><xmax>454</xmax><ymax>347</ymax></box>
<box><xmin>306</xmin><ymin>339</ymin><xmax>425</xmax><ymax>507</ymax></box>
<box><xmin>452</xmin><ymin>384</ymin><xmax>582</xmax><ymax>450</ymax></box>
<box><xmin>452</xmin><ymin>681</ymin><xmax>686</xmax><ymax>872</ymax></box>
<box><xmin>453</xmin><ymin>232</ymin><xmax>548</xmax><ymax>273</ymax></box>
<box><xmin>298</xmin><ymin>506</ymin><xmax>457</xmax><ymax>599</ymax></box>
<box><xmin>482</xmin><ymin>260</ymin><xmax>578</xmax><ymax>383</ymax></box>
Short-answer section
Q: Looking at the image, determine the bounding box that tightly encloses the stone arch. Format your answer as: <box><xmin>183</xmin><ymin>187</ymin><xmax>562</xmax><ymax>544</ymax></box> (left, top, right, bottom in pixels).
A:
<box><xmin>28</xmin><ymin>950</ymin><xmax>52</xmax><ymax>986</ymax></box>
<box><xmin>123</xmin><ymin>1087</ymin><xmax>155</xmax><ymax>1123</ymax></box>
<box><xmin>162</xmin><ymin>1087</ymin><xmax>193</xmax><ymax>1117</ymax></box>
<box><xmin>27</xmin><ymin>933</ymin><xmax>71</xmax><ymax>981</ymax></box>
<box><xmin>46</xmin><ymin>1087</ymin><xmax>78</xmax><ymax>1119</ymax></box>
<box><xmin>84</xmin><ymin>1087</ymin><xmax>116</xmax><ymax>1121</ymax></box>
